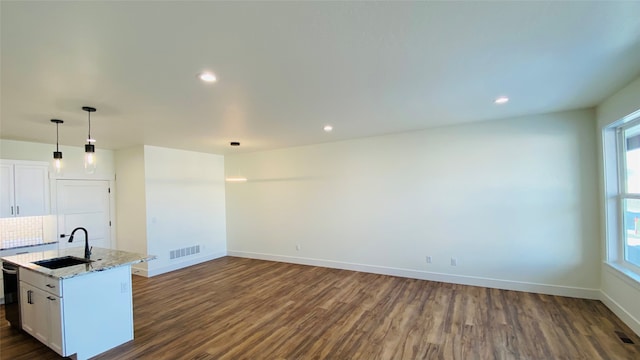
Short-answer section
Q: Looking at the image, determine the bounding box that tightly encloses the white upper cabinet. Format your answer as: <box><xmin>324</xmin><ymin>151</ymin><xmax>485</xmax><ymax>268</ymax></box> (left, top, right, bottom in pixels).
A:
<box><xmin>0</xmin><ymin>163</ymin><xmax>14</xmax><ymax>217</ymax></box>
<box><xmin>0</xmin><ymin>160</ymin><xmax>50</xmax><ymax>218</ymax></box>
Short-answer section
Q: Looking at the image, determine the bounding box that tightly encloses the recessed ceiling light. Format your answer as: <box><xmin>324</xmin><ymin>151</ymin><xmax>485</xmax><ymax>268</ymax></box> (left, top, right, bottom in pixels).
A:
<box><xmin>323</xmin><ymin>125</ymin><xmax>333</xmax><ymax>132</ymax></box>
<box><xmin>494</xmin><ymin>96</ymin><xmax>509</xmax><ymax>105</ymax></box>
<box><xmin>198</xmin><ymin>72</ymin><xmax>217</xmax><ymax>83</ymax></box>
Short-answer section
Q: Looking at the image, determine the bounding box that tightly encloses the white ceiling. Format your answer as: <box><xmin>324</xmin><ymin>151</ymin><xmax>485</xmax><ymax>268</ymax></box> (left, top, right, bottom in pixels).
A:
<box><xmin>2</xmin><ymin>1</ymin><xmax>640</xmax><ymax>154</ymax></box>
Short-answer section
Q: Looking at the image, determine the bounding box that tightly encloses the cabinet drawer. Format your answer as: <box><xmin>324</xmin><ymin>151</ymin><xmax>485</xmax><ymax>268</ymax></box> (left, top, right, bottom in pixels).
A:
<box><xmin>19</xmin><ymin>268</ymin><xmax>62</xmax><ymax>297</ymax></box>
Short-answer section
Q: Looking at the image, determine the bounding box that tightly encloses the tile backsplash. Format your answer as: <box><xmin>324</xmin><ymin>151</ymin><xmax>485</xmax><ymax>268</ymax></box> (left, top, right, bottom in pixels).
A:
<box><xmin>0</xmin><ymin>216</ymin><xmax>44</xmax><ymax>249</ymax></box>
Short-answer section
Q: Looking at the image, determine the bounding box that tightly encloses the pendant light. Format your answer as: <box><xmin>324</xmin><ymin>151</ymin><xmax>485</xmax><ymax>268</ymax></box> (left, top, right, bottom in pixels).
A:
<box><xmin>82</xmin><ymin>106</ymin><xmax>97</xmax><ymax>174</ymax></box>
<box><xmin>50</xmin><ymin>119</ymin><xmax>64</xmax><ymax>175</ymax></box>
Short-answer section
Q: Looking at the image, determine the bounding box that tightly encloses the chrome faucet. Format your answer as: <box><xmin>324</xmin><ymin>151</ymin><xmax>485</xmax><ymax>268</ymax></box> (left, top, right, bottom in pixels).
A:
<box><xmin>68</xmin><ymin>227</ymin><xmax>92</xmax><ymax>259</ymax></box>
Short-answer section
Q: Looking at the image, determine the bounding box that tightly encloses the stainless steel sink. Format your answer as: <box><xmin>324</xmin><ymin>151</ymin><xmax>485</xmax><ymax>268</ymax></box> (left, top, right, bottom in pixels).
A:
<box><xmin>32</xmin><ymin>256</ymin><xmax>93</xmax><ymax>269</ymax></box>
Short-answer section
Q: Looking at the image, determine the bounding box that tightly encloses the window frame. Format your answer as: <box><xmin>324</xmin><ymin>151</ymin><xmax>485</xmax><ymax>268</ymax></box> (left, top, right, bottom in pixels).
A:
<box><xmin>617</xmin><ymin>118</ymin><xmax>640</xmax><ymax>272</ymax></box>
<box><xmin>605</xmin><ymin>110</ymin><xmax>640</xmax><ymax>280</ymax></box>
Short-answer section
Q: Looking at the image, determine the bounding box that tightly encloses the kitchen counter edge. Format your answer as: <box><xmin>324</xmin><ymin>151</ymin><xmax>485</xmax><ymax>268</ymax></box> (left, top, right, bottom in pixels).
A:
<box><xmin>1</xmin><ymin>247</ymin><xmax>156</xmax><ymax>280</ymax></box>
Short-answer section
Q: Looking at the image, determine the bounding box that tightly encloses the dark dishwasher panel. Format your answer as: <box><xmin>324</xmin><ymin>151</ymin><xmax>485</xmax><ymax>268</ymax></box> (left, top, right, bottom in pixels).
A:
<box><xmin>2</xmin><ymin>262</ymin><xmax>21</xmax><ymax>329</ymax></box>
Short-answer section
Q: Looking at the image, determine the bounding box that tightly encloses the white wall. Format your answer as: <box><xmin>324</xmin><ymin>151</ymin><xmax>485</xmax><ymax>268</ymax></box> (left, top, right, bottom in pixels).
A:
<box><xmin>114</xmin><ymin>146</ymin><xmax>148</xmax><ymax>265</ymax></box>
<box><xmin>143</xmin><ymin>146</ymin><xmax>227</xmax><ymax>275</ymax></box>
<box><xmin>118</xmin><ymin>145</ymin><xmax>227</xmax><ymax>276</ymax></box>
<box><xmin>0</xmin><ymin>139</ymin><xmax>115</xmax><ymax>179</ymax></box>
<box><xmin>597</xmin><ymin>75</ymin><xmax>640</xmax><ymax>336</ymax></box>
<box><xmin>226</xmin><ymin>109</ymin><xmax>600</xmax><ymax>298</ymax></box>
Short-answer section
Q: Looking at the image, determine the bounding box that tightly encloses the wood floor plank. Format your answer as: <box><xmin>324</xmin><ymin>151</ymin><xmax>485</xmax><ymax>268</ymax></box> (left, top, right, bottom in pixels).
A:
<box><xmin>2</xmin><ymin>256</ymin><xmax>640</xmax><ymax>359</ymax></box>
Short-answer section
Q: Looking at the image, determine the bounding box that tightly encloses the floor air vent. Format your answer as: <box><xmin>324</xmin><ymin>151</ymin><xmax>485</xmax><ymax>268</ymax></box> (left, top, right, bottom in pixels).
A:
<box><xmin>170</xmin><ymin>245</ymin><xmax>200</xmax><ymax>260</ymax></box>
<box><xmin>615</xmin><ymin>331</ymin><xmax>635</xmax><ymax>344</ymax></box>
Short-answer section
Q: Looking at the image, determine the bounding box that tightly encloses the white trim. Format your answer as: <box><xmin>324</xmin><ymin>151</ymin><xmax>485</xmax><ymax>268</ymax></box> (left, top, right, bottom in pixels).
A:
<box><xmin>620</xmin><ymin>113</ymin><xmax>640</xmax><ymax>130</ymax></box>
<box><xmin>49</xmin><ymin>172</ymin><xmax>115</xmax><ymax>181</ymax></box>
<box><xmin>616</xmin><ymin>108</ymin><xmax>640</xmax><ymax>129</ymax></box>
<box><xmin>615</xmin><ymin>119</ymin><xmax>640</xmax><ymax>272</ymax></box>
<box><xmin>132</xmin><ymin>251</ymin><xmax>227</xmax><ymax>277</ymax></box>
<box><xmin>600</xmin><ymin>278</ymin><xmax>640</xmax><ymax>336</ymax></box>
<box><xmin>600</xmin><ymin>290</ymin><xmax>640</xmax><ymax>337</ymax></box>
<box><xmin>108</xmin><ymin>179</ymin><xmax>116</xmax><ymax>250</ymax></box>
<box><xmin>602</xmin><ymin>128</ymin><xmax>619</xmax><ymax>262</ymax></box>
<box><xmin>604</xmin><ymin>261</ymin><xmax>640</xmax><ymax>291</ymax></box>
<box><xmin>600</xmin><ymin>217</ymin><xmax>640</xmax><ymax>336</ymax></box>
<box><xmin>227</xmin><ymin>251</ymin><xmax>600</xmax><ymax>300</ymax></box>
<box><xmin>601</xmin><ymin>262</ymin><xmax>640</xmax><ymax>337</ymax></box>
<box><xmin>0</xmin><ymin>159</ymin><xmax>49</xmax><ymax>167</ymax></box>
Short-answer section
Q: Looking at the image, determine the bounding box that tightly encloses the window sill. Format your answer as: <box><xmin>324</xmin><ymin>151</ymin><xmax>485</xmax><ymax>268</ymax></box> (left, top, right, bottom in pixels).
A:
<box><xmin>604</xmin><ymin>261</ymin><xmax>640</xmax><ymax>290</ymax></box>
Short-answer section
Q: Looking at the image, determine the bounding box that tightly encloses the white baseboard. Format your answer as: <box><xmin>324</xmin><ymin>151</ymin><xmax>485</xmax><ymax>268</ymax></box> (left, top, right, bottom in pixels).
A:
<box><xmin>600</xmin><ymin>290</ymin><xmax>640</xmax><ymax>337</ymax></box>
<box><xmin>227</xmin><ymin>250</ymin><xmax>600</xmax><ymax>299</ymax></box>
<box><xmin>132</xmin><ymin>251</ymin><xmax>227</xmax><ymax>277</ymax></box>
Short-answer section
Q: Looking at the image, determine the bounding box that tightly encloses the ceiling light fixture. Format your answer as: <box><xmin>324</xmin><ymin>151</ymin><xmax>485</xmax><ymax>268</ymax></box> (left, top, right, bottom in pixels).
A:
<box><xmin>198</xmin><ymin>72</ymin><xmax>217</xmax><ymax>83</ymax></box>
<box><xmin>323</xmin><ymin>125</ymin><xmax>333</xmax><ymax>132</ymax></box>
<box><xmin>82</xmin><ymin>106</ymin><xmax>97</xmax><ymax>174</ymax></box>
<box><xmin>494</xmin><ymin>96</ymin><xmax>509</xmax><ymax>105</ymax></box>
<box><xmin>50</xmin><ymin>119</ymin><xmax>64</xmax><ymax>175</ymax></box>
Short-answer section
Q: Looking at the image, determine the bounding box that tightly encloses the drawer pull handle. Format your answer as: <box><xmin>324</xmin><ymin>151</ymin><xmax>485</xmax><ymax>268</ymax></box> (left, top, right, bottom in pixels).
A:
<box><xmin>47</xmin><ymin>296</ymin><xmax>56</xmax><ymax>301</ymax></box>
<box><xmin>46</xmin><ymin>284</ymin><xmax>56</xmax><ymax>288</ymax></box>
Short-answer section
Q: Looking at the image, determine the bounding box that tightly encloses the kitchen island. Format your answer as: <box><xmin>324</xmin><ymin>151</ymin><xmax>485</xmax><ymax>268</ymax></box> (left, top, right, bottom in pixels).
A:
<box><xmin>1</xmin><ymin>247</ymin><xmax>155</xmax><ymax>360</ymax></box>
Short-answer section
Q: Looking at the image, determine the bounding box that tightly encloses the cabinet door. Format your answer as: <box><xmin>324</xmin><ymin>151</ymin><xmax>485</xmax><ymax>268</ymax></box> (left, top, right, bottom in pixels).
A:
<box><xmin>20</xmin><ymin>282</ymin><xmax>48</xmax><ymax>342</ymax></box>
<box><xmin>0</xmin><ymin>269</ymin><xmax>4</xmax><ymax>303</ymax></box>
<box><xmin>46</xmin><ymin>293</ymin><xmax>65</xmax><ymax>355</ymax></box>
<box><xmin>14</xmin><ymin>164</ymin><xmax>49</xmax><ymax>216</ymax></box>
<box><xmin>0</xmin><ymin>164</ymin><xmax>15</xmax><ymax>217</ymax></box>
<box><xmin>19</xmin><ymin>280</ymin><xmax>65</xmax><ymax>356</ymax></box>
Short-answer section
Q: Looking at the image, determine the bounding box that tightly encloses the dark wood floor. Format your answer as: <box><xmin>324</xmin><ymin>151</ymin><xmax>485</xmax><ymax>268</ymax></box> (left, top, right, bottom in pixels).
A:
<box><xmin>2</xmin><ymin>256</ymin><xmax>640</xmax><ymax>359</ymax></box>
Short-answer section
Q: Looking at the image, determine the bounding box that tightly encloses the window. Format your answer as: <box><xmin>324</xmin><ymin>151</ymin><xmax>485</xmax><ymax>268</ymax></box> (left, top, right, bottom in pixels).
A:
<box><xmin>604</xmin><ymin>112</ymin><xmax>640</xmax><ymax>278</ymax></box>
<box><xmin>619</xmin><ymin>120</ymin><xmax>640</xmax><ymax>268</ymax></box>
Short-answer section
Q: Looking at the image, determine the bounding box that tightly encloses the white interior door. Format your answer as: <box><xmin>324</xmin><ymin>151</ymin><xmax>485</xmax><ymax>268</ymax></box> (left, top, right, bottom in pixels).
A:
<box><xmin>56</xmin><ymin>180</ymin><xmax>112</xmax><ymax>250</ymax></box>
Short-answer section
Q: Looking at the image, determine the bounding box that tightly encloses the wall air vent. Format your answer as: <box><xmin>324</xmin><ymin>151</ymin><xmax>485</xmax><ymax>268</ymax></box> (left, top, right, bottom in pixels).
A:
<box><xmin>170</xmin><ymin>245</ymin><xmax>200</xmax><ymax>260</ymax></box>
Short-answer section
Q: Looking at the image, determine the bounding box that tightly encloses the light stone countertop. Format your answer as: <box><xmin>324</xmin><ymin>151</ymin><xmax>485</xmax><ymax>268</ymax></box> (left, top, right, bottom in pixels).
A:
<box><xmin>1</xmin><ymin>247</ymin><xmax>156</xmax><ymax>279</ymax></box>
<box><xmin>0</xmin><ymin>240</ymin><xmax>58</xmax><ymax>251</ymax></box>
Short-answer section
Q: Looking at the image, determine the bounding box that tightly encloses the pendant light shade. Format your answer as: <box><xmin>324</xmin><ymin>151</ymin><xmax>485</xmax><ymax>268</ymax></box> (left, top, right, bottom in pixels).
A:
<box><xmin>82</xmin><ymin>106</ymin><xmax>97</xmax><ymax>174</ymax></box>
<box><xmin>50</xmin><ymin>119</ymin><xmax>64</xmax><ymax>175</ymax></box>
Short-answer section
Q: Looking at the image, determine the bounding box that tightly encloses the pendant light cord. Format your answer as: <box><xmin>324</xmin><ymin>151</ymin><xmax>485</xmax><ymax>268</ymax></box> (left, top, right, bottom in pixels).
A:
<box><xmin>87</xmin><ymin>111</ymin><xmax>92</xmax><ymax>141</ymax></box>
<box><xmin>56</xmin><ymin>122</ymin><xmax>60</xmax><ymax>151</ymax></box>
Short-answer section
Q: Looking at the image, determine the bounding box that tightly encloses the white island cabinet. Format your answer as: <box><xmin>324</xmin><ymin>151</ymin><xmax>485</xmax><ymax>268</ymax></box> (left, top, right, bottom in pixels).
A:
<box><xmin>20</xmin><ymin>270</ymin><xmax>64</xmax><ymax>354</ymax></box>
<box><xmin>2</xmin><ymin>247</ymin><xmax>155</xmax><ymax>360</ymax></box>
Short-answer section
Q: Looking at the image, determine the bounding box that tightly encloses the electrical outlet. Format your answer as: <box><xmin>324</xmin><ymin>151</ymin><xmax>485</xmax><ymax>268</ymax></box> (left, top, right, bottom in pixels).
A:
<box><xmin>426</xmin><ymin>256</ymin><xmax>432</xmax><ymax>264</ymax></box>
<box><xmin>296</xmin><ymin>244</ymin><xmax>301</xmax><ymax>251</ymax></box>
<box><xmin>451</xmin><ymin>258</ymin><xmax>457</xmax><ymax>266</ymax></box>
